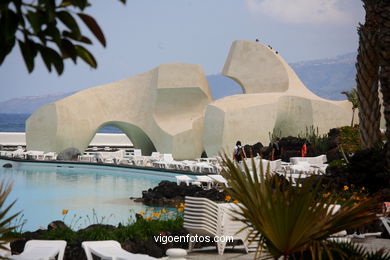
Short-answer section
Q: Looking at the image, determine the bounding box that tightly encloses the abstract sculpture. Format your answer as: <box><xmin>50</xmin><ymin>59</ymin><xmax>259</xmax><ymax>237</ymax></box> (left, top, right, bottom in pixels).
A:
<box><xmin>26</xmin><ymin>40</ymin><xmax>353</xmax><ymax>159</ymax></box>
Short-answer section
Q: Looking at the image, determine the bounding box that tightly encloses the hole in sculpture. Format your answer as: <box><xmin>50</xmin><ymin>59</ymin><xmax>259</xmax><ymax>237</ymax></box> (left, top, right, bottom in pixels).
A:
<box><xmin>91</xmin><ymin>122</ymin><xmax>157</xmax><ymax>156</ymax></box>
<box><xmin>207</xmin><ymin>74</ymin><xmax>243</xmax><ymax>99</ymax></box>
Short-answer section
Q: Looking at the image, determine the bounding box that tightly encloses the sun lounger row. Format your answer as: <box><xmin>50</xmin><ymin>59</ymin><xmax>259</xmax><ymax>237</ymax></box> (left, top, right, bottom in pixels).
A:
<box><xmin>176</xmin><ymin>174</ymin><xmax>229</xmax><ymax>189</ymax></box>
<box><xmin>184</xmin><ymin>196</ymin><xmax>258</xmax><ymax>255</ymax></box>
<box><xmin>0</xmin><ymin>149</ymin><xmax>57</xmax><ymax>160</ymax></box>
<box><xmin>1</xmin><ymin>239</ymin><xmax>186</xmax><ymax>259</ymax></box>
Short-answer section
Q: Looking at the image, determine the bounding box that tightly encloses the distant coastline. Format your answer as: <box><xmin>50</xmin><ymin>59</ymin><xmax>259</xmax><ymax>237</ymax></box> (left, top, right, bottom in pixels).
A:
<box><xmin>0</xmin><ymin>113</ymin><xmax>122</xmax><ymax>133</ymax></box>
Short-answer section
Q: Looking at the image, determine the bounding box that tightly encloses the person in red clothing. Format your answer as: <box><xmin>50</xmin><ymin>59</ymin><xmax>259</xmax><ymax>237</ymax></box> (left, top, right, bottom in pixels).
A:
<box><xmin>301</xmin><ymin>141</ymin><xmax>308</xmax><ymax>157</ymax></box>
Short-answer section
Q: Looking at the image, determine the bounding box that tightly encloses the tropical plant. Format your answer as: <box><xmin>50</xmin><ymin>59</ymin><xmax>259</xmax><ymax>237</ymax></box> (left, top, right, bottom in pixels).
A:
<box><xmin>338</xmin><ymin>125</ymin><xmax>364</xmax><ymax>156</ymax></box>
<box><xmin>356</xmin><ymin>0</ymin><xmax>382</xmax><ymax>150</ymax></box>
<box><xmin>0</xmin><ymin>0</ymin><xmax>126</xmax><ymax>75</ymax></box>
<box><xmin>324</xmin><ymin>241</ymin><xmax>390</xmax><ymax>260</ymax></box>
<box><xmin>341</xmin><ymin>88</ymin><xmax>359</xmax><ymax>127</ymax></box>
<box><xmin>377</xmin><ymin>0</ymin><xmax>390</xmax><ymax>171</ymax></box>
<box><xmin>220</xmin><ymin>155</ymin><xmax>381</xmax><ymax>259</ymax></box>
<box><xmin>0</xmin><ymin>180</ymin><xmax>20</xmax><ymax>256</ymax></box>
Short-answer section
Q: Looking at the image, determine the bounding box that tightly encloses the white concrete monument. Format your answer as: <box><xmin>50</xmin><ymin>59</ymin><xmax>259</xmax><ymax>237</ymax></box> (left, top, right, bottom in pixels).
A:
<box><xmin>26</xmin><ymin>40</ymin><xmax>353</xmax><ymax>159</ymax></box>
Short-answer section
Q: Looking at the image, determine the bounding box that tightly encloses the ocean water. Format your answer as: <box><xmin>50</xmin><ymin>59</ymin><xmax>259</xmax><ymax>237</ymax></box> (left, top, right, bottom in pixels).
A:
<box><xmin>0</xmin><ymin>159</ymin><xmax>176</xmax><ymax>231</ymax></box>
<box><xmin>0</xmin><ymin>114</ymin><xmax>121</xmax><ymax>133</ymax></box>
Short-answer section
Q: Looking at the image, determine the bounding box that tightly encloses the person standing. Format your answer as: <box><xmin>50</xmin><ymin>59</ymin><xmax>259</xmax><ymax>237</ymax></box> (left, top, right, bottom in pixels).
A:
<box><xmin>271</xmin><ymin>138</ymin><xmax>281</xmax><ymax>160</ymax></box>
<box><xmin>233</xmin><ymin>141</ymin><xmax>246</xmax><ymax>168</ymax></box>
<box><xmin>301</xmin><ymin>141</ymin><xmax>308</xmax><ymax>157</ymax></box>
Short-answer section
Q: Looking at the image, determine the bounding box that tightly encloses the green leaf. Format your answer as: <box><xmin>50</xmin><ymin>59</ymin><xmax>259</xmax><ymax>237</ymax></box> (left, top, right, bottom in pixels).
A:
<box><xmin>77</xmin><ymin>13</ymin><xmax>106</xmax><ymax>47</ymax></box>
<box><xmin>44</xmin><ymin>24</ymin><xmax>61</xmax><ymax>43</ymax></box>
<box><xmin>48</xmin><ymin>48</ymin><xmax>64</xmax><ymax>75</ymax></box>
<box><xmin>18</xmin><ymin>40</ymin><xmax>35</xmax><ymax>73</ymax></box>
<box><xmin>45</xmin><ymin>0</ymin><xmax>56</xmax><ymax>22</ymax></box>
<box><xmin>57</xmin><ymin>11</ymin><xmax>81</xmax><ymax>38</ymax></box>
<box><xmin>0</xmin><ymin>9</ymin><xmax>19</xmax><ymax>40</ymax></box>
<box><xmin>0</xmin><ymin>36</ymin><xmax>15</xmax><ymax>65</ymax></box>
<box><xmin>68</xmin><ymin>0</ymin><xmax>89</xmax><ymax>10</ymax></box>
<box><xmin>62</xmin><ymin>31</ymin><xmax>92</xmax><ymax>44</ymax></box>
<box><xmin>75</xmin><ymin>44</ymin><xmax>97</xmax><ymax>68</ymax></box>
<box><xmin>38</xmin><ymin>45</ymin><xmax>53</xmax><ymax>72</ymax></box>
<box><xmin>26</xmin><ymin>11</ymin><xmax>42</xmax><ymax>34</ymax></box>
<box><xmin>60</xmin><ymin>39</ymin><xmax>77</xmax><ymax>62</ymax></box>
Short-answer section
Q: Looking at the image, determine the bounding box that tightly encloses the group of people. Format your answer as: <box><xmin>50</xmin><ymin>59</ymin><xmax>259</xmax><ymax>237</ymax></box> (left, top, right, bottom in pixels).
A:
<box><xmin>232</xmin><ymin>138</ymin><xmax>308</xmax><ymax>164</ymax></box>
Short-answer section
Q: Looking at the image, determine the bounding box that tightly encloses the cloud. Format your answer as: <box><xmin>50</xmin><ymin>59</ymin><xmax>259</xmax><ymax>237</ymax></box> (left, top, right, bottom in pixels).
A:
<box><xmin>245</xmin><ymin>0</ymin><xmax>354</xmax><ymax>25</ymax></box>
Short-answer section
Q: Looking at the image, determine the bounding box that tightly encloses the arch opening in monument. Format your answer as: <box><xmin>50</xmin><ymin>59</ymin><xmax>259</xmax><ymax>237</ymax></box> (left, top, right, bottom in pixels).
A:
<box><xmin>94</xmin><ymin>121</ymin><xmax>157</xmax><ymax>156</ymax></box>
<box><xmin>207</xmin><ymin>74</ymin><xmax>243</xmax><ymax>99</ymax></box>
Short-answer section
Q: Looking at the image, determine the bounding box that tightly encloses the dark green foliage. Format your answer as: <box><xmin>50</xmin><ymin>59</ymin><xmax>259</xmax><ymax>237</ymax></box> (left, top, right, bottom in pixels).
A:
<box><xmin>40</xmin><ymin>226</ymin><xmax>78</xmax><ymax>243</ymax></box>
<box><xmin>326</xmin><ymin>241</ymin><xmax>390</xmax><ymax>260</ymax></box>
<box><xmin>221</xmin><ymin>154</ymin><xmax>381</xmax><ymax>259</ymax></box>
<box><xmin>5</xmin><ymin>217</ymin><xmax>184</xmax><ymax>244</ymax></box>
<box><xmin>0</xmin><ymin>0</ymin><xmax>125</xmax><ymax>74</ymax></box>
<box><xmin>290</xmin><ymin>241</ymin><xmax>390</xmax><ymax>260</ymax></box>
<box><xmin>338</xmin><ymin>126</ymin><xmax>364</xmax><ymax>155</ymax></box>
<box><xmin>325</xmin><ymin>147</ymin><xmax>389</xmax><ymax>196</ymax></box>
<box><xmin>300</xmin><ymin>126</ymin><xmax>332</xmax><ymax>156</ymax></box>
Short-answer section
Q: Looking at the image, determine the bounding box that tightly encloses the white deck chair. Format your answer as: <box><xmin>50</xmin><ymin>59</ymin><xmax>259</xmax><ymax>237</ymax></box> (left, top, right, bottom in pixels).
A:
<box><xmin>11</xmin><ymin>240</ymin><xmax>67</xmax><ymax>260</ymax></box>
<box><xmin>184</xmin><ymin>197</ymin><xmax>258</xmax><ymax>255</ymax></box>
<box><xmin>195</xmin><ymin>176</ymin><xmax>214</xmax><ymax>189</ymax></box>
<box><xmin>0</xmin><ymin>242</ymin><xmax>11</xmax><ymax>257</ymax></box>
<box><xmin>82</xmin><ymin>240</ymin><xmax>156</xmax><ymax>260</ymax></box>
<box><xmin>133</xmin><ymin>149</ymin><xmax>142</xmax><ymax>156</ymax></box>
<box><xmin>208</xmin><ymin>175</ymin><xmax>229</xmax><ymax>188</ymax></box>
<box><xmin>43</xmin><ymin>152</ymin><xmax>57</xmax><ymax>160</ymax></box>
<box><xmin>175</xmin><ymin>175</ymin><xmax>194</xmax><ymax>186</ymax></box>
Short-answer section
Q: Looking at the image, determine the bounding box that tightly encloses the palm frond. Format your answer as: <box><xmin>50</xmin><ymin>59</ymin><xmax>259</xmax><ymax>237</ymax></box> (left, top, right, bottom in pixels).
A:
<box><xmin>220</xmin><ymin>153</ymin><xmax>381</xmax><ymax>259</ymax></box>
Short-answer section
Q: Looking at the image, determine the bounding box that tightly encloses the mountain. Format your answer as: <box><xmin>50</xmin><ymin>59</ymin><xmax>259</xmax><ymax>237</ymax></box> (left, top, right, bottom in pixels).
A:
<box><xmin>0</xmin><ymin>53</ymin><xmax>356</xmax><ymax>113</ymax></box>
<box><xmin>291</xmin><ymin>52</ymin><xmax>356</xmax><ymax>100</ymax></box>
<box><xmin>0</xmin><ymin>92</ymin><xmax>76</xmax><ymax>114</ymax></box>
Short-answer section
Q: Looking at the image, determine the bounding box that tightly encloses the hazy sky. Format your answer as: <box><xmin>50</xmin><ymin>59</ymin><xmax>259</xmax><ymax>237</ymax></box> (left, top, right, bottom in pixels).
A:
<box><xmin>0</xmin><ymin>0</ymin><xmax>364</xmax><ymax>102</ymax></box>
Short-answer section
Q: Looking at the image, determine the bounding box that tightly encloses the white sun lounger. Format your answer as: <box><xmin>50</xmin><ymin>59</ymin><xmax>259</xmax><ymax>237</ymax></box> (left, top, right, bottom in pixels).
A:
<box><xmin>175</xmin><ymin>175</ymin><xmax>194</xmax><ymax>186</ymax></box>
<box><xmin>82</xmin><ymin>240</ymin><xmax>157</xmax><ymax>260</ymax></box>
<box><xmin>10</xmin><ymin>240</ymin><xmax>67</xmax><ymax>260</ymax></box>
<box><xmin>208</xmin><ymin>175</ymin><xmax>229</xmax><ymax>188</ymax></box>
<box><xmin>195</xmin><ymin>176</ymin><xmax>214</xmax><ymax>189</ymax></box>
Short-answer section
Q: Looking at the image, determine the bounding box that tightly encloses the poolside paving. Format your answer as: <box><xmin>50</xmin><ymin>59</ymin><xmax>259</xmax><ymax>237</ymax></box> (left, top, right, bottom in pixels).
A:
<box><xmin>186</xmin><ymin>238</ymin><xmax>390</xmax><ymax>259</ymax></box>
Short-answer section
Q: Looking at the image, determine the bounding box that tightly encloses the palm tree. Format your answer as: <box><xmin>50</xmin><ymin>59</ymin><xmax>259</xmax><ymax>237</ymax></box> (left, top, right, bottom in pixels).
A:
<box><xmin>356</xmin><ymin>0</ymin><xmax>382</xmax><ymax>148</ymax></box>
<box><xmin>0</xmin><ymin>180</ymin><xmax>20</xmax><ymax>255</ymax></box>
<box><xmin>220</xmin><ymin>156</ymin><xmax>381</xmax><ymax>259</ymax></box>
<box><xmin>377</xmin><ymin>0</ymin><xmax>390</xmax><ymax>170</ymax></box>
<box><xmin>341</xmin><ymin>88</ymin><xmax>359</xmax><ymax>127</ymax></box>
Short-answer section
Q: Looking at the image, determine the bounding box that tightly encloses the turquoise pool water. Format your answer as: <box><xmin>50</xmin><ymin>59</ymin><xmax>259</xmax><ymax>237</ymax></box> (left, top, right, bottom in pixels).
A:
<box><xmin>0</xmin><ymin>159</ymin><xmax>176</xmax><ymax>231</ymax></box>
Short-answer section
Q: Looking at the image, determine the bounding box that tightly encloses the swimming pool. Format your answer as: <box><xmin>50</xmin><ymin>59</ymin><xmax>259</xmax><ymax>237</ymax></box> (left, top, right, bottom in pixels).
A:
<box><xmin>0</xmin><ymin>159</ymin><xmax>177</xmax><ymax>232</ymax></box>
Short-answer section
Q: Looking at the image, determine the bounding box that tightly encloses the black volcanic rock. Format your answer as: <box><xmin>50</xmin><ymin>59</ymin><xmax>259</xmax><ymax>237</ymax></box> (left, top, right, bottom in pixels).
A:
<box><xmin>140</xmin><ymin>181</ymin><xmax>228</xmax><ymax>207</ymax></box>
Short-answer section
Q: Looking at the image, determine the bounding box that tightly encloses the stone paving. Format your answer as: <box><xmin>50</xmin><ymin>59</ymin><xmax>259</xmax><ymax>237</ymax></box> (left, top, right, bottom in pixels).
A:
<box><xmin>186</xmin><ymin>238</ymin><xmax>390</xmax><ymax>259</ymax></box>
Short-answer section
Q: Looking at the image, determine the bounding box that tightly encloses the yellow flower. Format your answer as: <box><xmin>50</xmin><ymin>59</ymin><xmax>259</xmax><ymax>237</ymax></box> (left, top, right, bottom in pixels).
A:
<box><xmin>153</xmin><ymin>212</ymin><xmax>161</xmax><ymax>218</ymax></box>
<box><xmin>179</xmin><ymin>203</ymin><xmax>185</xmax><ymax>208</ymax></box>
<box><xmin>322</xmin><ymin>192</ymin><xmax>331</xmax><ymax>198</ymax></box>
<box><xmin>139</xmin><ymin>210</ymin><xmax>145</xmax><ymax>215</ymax></box>
<box><xmin>233</xmin><ymin>200</ymin><xmax>239</xmax><ymax>204</ymax></box>
<box><xmin>160</xmin><ymin>209</ymin><xmax>166</xmax><ymax>213</ymax></box>
<box><xmin>62</xmin><ymin>209</ymin><xmax>68</xmax><ymax>215</ymax></box>
<box><xmin>178</xmin><ymin>207</ymin><xmax>184</xmax><ymax>213</ymax></box>
<box><xmin>146</xmin><ymin>217</ymin><xmax>152</xmax><ymax>221</ymax></box>
<box><xmin>343</xmin><ymin>185</ymin><xmax>349</xmax><ymax>191</ymax></box>
<box><xmin>225</xmin><ymin>195</ymin><xmax>232</xmax><ymax>202</ymax></box>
